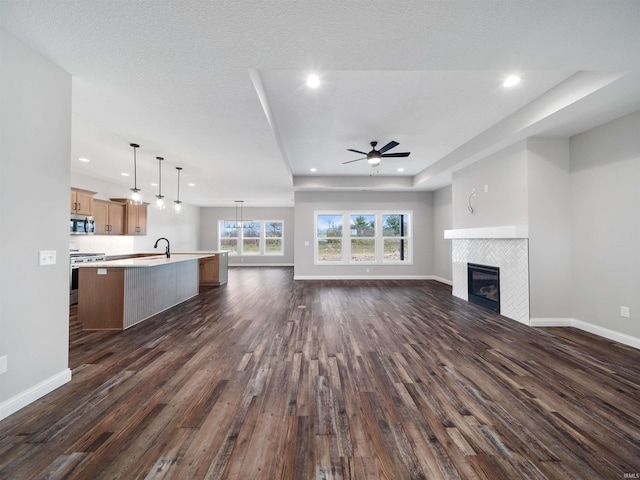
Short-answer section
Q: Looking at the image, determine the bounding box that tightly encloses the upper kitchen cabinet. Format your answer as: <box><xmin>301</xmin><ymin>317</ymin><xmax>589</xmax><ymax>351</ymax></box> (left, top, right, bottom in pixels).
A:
<box><xmin>93</xmin><ymin>199</ymin><xmax>125</xmax><ymax>235</ymax></box>
<box><xmin>111</xmin><ymin>199</ymin><xmax>148</xmax><ymax>235</ymax></box>
<box><xmin>70</xmin><ymin>188</ymin><xmax>95</xmax><ymax>215</ymax></box>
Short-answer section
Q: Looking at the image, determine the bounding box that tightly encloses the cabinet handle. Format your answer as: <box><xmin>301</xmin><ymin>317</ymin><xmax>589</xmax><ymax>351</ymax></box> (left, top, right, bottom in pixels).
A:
<box><xmin>78</xmin><ymin>203</ymin><xmax>81</xmax><ymax>211</ymax></box>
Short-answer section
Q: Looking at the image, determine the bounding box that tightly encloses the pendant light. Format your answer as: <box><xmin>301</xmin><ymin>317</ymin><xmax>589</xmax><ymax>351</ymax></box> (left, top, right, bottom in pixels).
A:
<box><xmin>155</xmin><ymin>156</ymin><xmax>165</xmax><ymax>209</ymax></box>
<box><xmin>129</xmin><ymin>143</ymin><xmax>142</xmax><ymax>204</ymax></box>
<box><xmin>224</xmin><ymin>200</ymin><xmax>252</xmax><ymax>228</ymax></box>
<box><xmin>174</xmin><ymin>166</ymin><xmax>183</xmax><ymax>212</ymax></box>
<box><xmin>235</xmin><ymin>200</ymin><xmax>246</xmax><ymax>227</ymax></box>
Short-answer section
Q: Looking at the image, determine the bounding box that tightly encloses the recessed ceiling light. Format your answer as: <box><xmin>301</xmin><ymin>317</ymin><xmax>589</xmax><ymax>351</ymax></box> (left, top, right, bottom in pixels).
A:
<box><xmin>78</xmin><ymin>157</ymin><xmax>90</xmax><ymax>163</ymax></box>
<box><xmin>306</xmin><ymin>75</ymin><xmax>320</xmax><ymax>88</ymax></box>
<box><xmin>503</xmin><ymin>75</ymin><xmax>521</xmax><ymax>87</ymax></box>
<box><xmin>121</xmin><ymin>172</ymin><xmax>130</xmax><ymax>177</ymax></box>
<box><xmin>188</xmin><ymin>183</ymin><xmax>195</xmax><ymax>187</ymax></box>
<box><xmin>151</xmin><ymin>182</ymin><xmax>158</xmax><ymax>186</ymax></box>
<box><xmin>397</xmin><ymin>168</ymin><xmax>405</xmax><ymax>172</ymax></box>
<box><xmin>310</xmin><ymin>168</ymin><xmax>317</xmax><ymax>172</ymax></box>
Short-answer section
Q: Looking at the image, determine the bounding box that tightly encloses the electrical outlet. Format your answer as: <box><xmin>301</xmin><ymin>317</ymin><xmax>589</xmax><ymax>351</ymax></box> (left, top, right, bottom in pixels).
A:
<box><xmin>0</xmin><ymin>355</ymin><xmax>7</xmax><ymax>374</ymax></box>
<box><xmin>366</xmin><ymin>268</ymin><xmax>370</xmax><ymax>273</ymax></box>
<box><xmin>620</xmin><ymin>306</ymin><xmax>630</xmax><ymax>318</ymax></box>
<box><xmin>484</xmin><ymin>184</ymin><xmax>489</xmax><ymax>193</ymax></box>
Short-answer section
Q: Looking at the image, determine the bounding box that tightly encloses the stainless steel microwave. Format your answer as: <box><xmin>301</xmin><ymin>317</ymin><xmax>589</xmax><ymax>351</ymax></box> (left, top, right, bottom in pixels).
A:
<box><xmin>70</xmin><ymin>214</ymin><xmax>95</xmax><ymax>235</ymax></box>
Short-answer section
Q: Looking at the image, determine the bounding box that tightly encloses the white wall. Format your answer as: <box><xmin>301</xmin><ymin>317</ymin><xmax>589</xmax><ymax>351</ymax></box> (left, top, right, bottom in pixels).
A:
<box><xmin>70</xmin><ymin>172</ymin><xmax>200</xmax><ymax>254</ymax></box>
<box><xmin>432</xmin><ymin>185</ymin><xmax>452</xmax><ymax>283</ymax></box>
<box><xmin>570</xmin><ymin>110</ymin><xmax>640</xmax><ymax>339</ymax></box>
<box><xmin>200</xmin><ymin>206</ymin><xmax>294</xmax><ymax>265</ymax></box>
<box><xmin>293</xmin><ymin>191</ymin><xmax>433</xmax><ymax>278</ymax></box>
<box><xmin>0</xmin><ymin>29</ymin><xmax>72</xmax><ymax>418</ymax></box>
<box><xmin>452</xmin><ymin>141</ymin><xmax>528</xmax><ymax>229</ymax></box>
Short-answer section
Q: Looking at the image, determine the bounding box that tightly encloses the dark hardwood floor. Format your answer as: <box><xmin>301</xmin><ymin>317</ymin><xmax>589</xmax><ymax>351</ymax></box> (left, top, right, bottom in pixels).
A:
<box><xmin>1</xmin><ymin>267</ymin><xmax>639</xmax><ymax>479</ymax></box>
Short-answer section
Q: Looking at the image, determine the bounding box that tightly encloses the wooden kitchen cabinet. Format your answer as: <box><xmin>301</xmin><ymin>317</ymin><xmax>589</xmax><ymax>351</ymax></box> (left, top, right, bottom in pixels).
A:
<box><xmin>70</xmin><ymin>188</ymin><xmax>95</xmax><ymax>215</ymax></box>
<box><xmin>199</xmin><ymin>252</ymin><xmax>228</xmax><ymax>286</ymax></box>
<box><xmin>93</xmin><ymin>199</ymin><xmax>124</xmax><ymax>235</ymax></box>
<box><xmin>111</xmin><ymin>199</ymin><xmax>148</xmax><ymax>235</ymax></box>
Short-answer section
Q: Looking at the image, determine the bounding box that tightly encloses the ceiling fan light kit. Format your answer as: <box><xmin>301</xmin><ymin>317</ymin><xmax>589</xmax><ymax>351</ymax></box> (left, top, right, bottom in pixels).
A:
<box><xmin>344</xmin><ymin>140</ymin><xmax>410</xmax><ymax>168</ymax></box>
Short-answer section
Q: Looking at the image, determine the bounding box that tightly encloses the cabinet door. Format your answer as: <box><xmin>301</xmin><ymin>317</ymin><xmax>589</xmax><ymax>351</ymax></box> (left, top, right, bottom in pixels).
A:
<box><xmin>70</xmin><ymin>191</ymin><xmax>77</xmax><ymax>214</ymax></box>
<box><xmin>109</xmin><ymin>203</ymin><xmax>125</xmax><ymax>235</ymax></box>
<box><xmin>136</xmin><ymin>204</ymin><xmax>147</xmax><ymax>235</ymax></box>
<box><xmin>199</xmin><ymin>256</ymin><xmax>219</xmax><ymax>286</ymax></box>
<box><xmin>93</xmin><ymin>200</ymin><xmax>110</xmax><ymax>234</ymax></box>
<box><xmin>126</xmin><ymin>204</ymin><xmax>138</xmax><ymax>235</ymax></box>
<box><xmin>75</xmin><ymin>191</ymin><xmax>93</xmax><ymax>215</ymax></box>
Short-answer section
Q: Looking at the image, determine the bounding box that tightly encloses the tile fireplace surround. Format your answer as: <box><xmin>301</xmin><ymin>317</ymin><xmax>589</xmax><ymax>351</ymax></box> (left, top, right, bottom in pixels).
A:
<box><xmin>445</xmin><ymin>226</ymin><xmax>530</xmax><ymax>325</ymax></box>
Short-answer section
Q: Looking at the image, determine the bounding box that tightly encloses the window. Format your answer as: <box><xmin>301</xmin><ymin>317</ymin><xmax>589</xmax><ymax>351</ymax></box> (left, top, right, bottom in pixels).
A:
<box><xmin>382</xmin><ymin>214</ymin><xmax>410</xmax><ymax>262</ymax></box>
<box><xmin>220</xmin><ymin>222</ymin><xmax>239</xmax><ymax>254</ymax></box>
<box><xmin>265</xmin><ymin>221</ymin><xmax>284</xmax><ymax>255</ymax></box>
<box><xmin>315</xmin><ymin>211</ymin><xmax>412</xmax><ymax>264</ymax></box>
<box><xmin>218</xmin><ymin>220</ymin><xmax>284</xmax><ymax>256</ymax></box>
<box><xmin>242</xmin><ymin>221</ymin><xmax>261</xmax><ymax>255</ymax></box>
<box><xmin>350</xmin><ymin>214</ymin><xmax>375</xmax><ymax>262</ymax></box>
<box><xmin>317</xmin><ymin>214</ymin><xmax>343</xmax><ymax>262</ymax></box>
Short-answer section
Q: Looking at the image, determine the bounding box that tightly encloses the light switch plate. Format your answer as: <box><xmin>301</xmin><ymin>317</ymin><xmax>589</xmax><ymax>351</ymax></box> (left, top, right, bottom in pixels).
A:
<box><xmin>39</xmin><ymin>250</ymin><xmax>56</xmax><ymax>266</ymax></box>
<box><xmin>0</xmin><ymin>355</ymin><xmax>7</xmax><ymax>374</ymax></box>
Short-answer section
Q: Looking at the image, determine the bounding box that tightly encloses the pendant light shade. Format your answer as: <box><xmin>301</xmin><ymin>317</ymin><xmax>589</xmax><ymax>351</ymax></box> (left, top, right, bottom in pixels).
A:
<box><xmin>129</xmin><ymin>143</ymin><xmax>141</xmax><ymax>203</ymax></box>
<box><xmin>155</xmin><ymin>156</ymin><xmax>165</xmax><ymax>209</ymax></box>
<box><xmin>174</xmin><ymin>166</ymin><xmax>183</xmax><ymax>213</ymax></box>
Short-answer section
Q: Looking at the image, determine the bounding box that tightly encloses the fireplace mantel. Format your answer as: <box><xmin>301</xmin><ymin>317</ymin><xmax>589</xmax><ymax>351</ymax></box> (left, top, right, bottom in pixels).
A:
<box><xmin>444</xmin><ymin>225</ymin><xmax>529</xmax><ymax>240</ymax></box>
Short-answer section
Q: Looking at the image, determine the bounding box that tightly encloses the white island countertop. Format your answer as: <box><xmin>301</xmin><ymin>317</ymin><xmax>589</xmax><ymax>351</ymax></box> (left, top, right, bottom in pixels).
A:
<box><xmin>76</xmin><ymin>252</ymin><xmax>224</xmax><ymax>268</ymax></box>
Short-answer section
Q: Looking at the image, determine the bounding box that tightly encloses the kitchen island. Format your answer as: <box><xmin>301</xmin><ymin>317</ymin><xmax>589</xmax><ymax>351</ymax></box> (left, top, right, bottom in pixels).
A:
<box><xmin>77</xmin><ymin>252</ymin><xmax>228</xmax><ymax>330</ymax></box>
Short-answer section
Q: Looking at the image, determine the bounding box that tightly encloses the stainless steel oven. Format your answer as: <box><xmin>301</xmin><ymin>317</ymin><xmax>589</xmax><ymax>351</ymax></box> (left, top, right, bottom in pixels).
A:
<box><xmin>70</xmin><ymin>252</ymin><xmax>106</xmax><ymax>305</ymax></box>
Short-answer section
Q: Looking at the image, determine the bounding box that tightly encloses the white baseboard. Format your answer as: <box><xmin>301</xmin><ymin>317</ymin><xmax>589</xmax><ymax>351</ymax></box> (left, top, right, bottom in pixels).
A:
<box><xmin>0</xmin><ymin>368</ymin><xmax>72</xmax><ymax>422</ymax></box>
<box><xmin>293</xmin><ymin>274</ymin><xmax>434</xmax><ymax>280</ymax></box>
<box><xmin>431</xmin><ymin>276</ymin><xmax>453</xmax><ymax>286</ymax></box>
<box><xmin>229</xmin><ymin>263</ymin><xmax>293</xmax><ymax>267</ymax></box>
<box><xmin>530</xmin><ymin>317</ymin><xmax>574</xmax><ymax>327</ymax></box>
<box><xmin>530</xmin><ymin>317</ymin><xmax>640</xmax><ymax>350</ymax></box>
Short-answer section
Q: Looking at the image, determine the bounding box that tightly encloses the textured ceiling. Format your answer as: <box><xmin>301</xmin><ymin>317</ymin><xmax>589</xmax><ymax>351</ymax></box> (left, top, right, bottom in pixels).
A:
<box><xmin>1</xmin><ymin>1</ymin><xmax>639</xmax><ymax>206</ymax></box>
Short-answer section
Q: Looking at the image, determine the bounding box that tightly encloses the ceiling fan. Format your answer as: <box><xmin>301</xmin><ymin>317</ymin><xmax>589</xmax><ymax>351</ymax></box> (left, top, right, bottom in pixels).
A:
<box><xmin>343</xmin><ymin>140</ymin><xmax>410</xmax><ymax>166</ymax></box>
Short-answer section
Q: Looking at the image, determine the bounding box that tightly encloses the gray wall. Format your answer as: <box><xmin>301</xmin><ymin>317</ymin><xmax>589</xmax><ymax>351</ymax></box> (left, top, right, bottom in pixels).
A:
<box><xmin>200</xmin><ymin>206</ymin><xmax>294</xmax><ymax>266</ymax></box>
<box><xmin>0</xmin><ymin>29</ymin><xmax>72</xmax><ymax>413</ymax></box>
<box><xmin>294</xmin><ymin>191</ymin><xmax>433</xmax><ymax>278</ymax></box>
<box><xmin>432</xmin><ymin>185</ymin><xmax>452</xmax><ymax>283</ymax></box>
<box><xmin>452</xmin><ymin>141</ymin><xmax>528</xmax><ymax>229</ymax></box>
<box><xmin>527</xmin><ymin>138</ymin><xmax>572</xmax><ymax>319</ymax></box>
<box><xmin>570</xmin><ymin>110</ymin><xmax>640</xmax><ymax>338</ymax></box>
<box><xmin>451</xmin><ymin>138</ymin><xmax>573</xmax><ymax>320</ymax></box>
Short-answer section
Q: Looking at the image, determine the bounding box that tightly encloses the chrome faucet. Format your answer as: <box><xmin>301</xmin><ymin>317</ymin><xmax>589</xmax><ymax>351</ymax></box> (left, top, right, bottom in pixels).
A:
<box><xmin>154</xmin><ymin>237</ymin><xmax>171</xmax><ymax>258</ymax></box>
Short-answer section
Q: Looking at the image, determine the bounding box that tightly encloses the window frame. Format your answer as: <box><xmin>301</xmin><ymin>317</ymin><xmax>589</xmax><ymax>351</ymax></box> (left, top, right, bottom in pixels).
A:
<box><xmin>218</xmin><ymin>219</ymin><xmax>285</xmax><ymax>256</ymax></box>
<box><xmin>264</xmin><ymin>220</ymin><xmax>285</xmax><ymax>256</ymax></box>
<box><xmin>314</xmin><ymin>210</ymin><xmax>413</xmax><ymax>265</ymax></box>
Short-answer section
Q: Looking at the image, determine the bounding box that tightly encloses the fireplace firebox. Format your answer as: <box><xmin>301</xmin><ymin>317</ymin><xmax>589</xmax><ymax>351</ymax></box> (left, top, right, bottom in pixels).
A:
<box><xmin>467</xmin><ymin>263</ymin><xmax>500</xmax><ymax>313</ymax></box>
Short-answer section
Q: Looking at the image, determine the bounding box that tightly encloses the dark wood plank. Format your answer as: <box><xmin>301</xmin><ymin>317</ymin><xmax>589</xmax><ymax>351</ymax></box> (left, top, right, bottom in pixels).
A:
<box><xmin>1</xmin><ymin>267</ymin><xmax>639</xmax><ymax>479</ymax></box>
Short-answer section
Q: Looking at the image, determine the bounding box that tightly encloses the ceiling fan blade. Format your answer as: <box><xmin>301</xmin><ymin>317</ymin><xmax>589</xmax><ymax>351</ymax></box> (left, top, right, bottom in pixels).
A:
<box><xmin>378</xmin><ymin>141</ymin><xmax>399</xmax><ymax>153</ymax></box>
<box><xmin>342</xmin><ymin>157</ymin><xmax>367</xmax><ymax>164</ymax></box>
<box><xmin>381</xmin><ymin>152</ymin><xmax>410</xmax><ymax>158</ymax></box>
<box><xmin>347</xmin><ymin>149</ymin><xmax>368</xmax><ymax>155</ymax></box>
